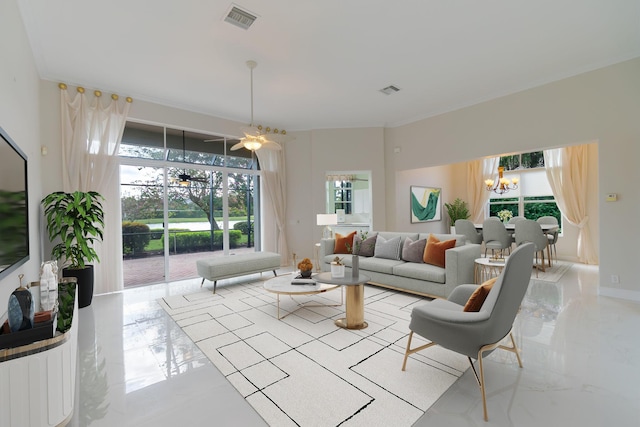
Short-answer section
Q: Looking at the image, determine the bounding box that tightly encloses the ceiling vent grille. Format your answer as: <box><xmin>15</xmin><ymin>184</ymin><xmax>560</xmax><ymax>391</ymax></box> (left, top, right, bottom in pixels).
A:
<box><xmin>379</xmin><ymin>85</ymin><xmax>401</xmax><ymax>95</ymax></box>
<box><xmin>224</xmin><ymin>5</ymin><xmax>258</xmax><ymax>30</ymax></box>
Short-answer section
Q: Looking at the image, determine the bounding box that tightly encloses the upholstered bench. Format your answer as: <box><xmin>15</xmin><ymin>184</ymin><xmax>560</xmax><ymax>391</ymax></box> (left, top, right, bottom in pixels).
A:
<box><xmin>196</xmin><ymin>251</ymin><xmax>281</xmax><ymax>293</ymax></box>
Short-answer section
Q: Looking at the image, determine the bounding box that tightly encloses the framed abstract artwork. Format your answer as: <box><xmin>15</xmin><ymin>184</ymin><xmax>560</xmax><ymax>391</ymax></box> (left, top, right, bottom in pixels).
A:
<box><xmin>410</xmin><ymin>186</ymin><xmax>442</xmax><ymax>223</ymax></box>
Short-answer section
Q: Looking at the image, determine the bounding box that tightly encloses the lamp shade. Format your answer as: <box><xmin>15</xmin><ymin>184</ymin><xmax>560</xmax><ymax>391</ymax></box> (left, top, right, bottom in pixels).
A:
<box><xmin>316</xmin><ymin>213</ymin><xmax>338</xmax><ymax>226</ymax></box>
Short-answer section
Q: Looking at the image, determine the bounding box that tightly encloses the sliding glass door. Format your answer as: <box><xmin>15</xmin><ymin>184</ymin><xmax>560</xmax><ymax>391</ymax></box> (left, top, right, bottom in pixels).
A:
<box><xmin>119</xmin><ymin>122</ymin><xmax>260</xmax><ymax>288</ymax></box>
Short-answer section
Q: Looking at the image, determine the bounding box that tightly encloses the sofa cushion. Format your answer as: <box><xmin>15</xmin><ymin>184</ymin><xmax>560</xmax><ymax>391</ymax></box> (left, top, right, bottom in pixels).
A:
<box><xmin>374</xmin><ymin>235</ymin><xmax>402</xmax><ymax>260</ymax></box>
<box><xmin>353</xmin><ymin>232</ymin><xmax>378</xmax><ymax>257</ymax></box>
<box><xmin>393</xmin><ymin>262</ymin><xmax>446</xmax><ymax>284</ymax></box>
<box><xmin>423</xmin><ymin>234</ymin><xmax>457</xmax><ymax>267</ymax></box>
<box><xmin>463</xmin><ymin>277</ymin><xmax>498</xmax><ymax>312</ymax></box>
<box><xmin>334</xmin><ymin>231</ymin><xmax>356</xmax><ymax>254</ymax></box>
<box><xmin>359</xmin><ymin>256</ymin><xmax>405</xmax><ymax>275</ymax></box>
<box><xmin>401</xmin><ymin>237</ymin><xmax>427</xmax><ymax>263</ymax></box>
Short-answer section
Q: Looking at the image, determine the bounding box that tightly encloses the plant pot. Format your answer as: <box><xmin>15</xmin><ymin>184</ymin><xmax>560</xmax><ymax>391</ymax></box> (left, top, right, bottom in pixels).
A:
<box><xmin>300</xmin><ymin>270</ymin><xmax>312</xmax><ymax>278</ymax></box>
<box><xmin>331</xmin><ymin>263</ymin><xmax>345</xmax><ymax>279</ymax></box>
<box><xmin>63</xmin><ymin>265</ymin><xmax>94</xmax><ymax>308</ymax></box>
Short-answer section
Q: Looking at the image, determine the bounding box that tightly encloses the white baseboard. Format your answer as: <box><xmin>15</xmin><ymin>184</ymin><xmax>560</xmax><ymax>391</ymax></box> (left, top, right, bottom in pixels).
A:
<box><xmin>598</xmin><ymin>286</ymin><xmax>640</xmax><ymax>302</ymax></box>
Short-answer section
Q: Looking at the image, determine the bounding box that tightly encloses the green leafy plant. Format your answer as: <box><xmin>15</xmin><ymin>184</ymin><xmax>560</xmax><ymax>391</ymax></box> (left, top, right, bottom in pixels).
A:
<box><xmin>42</xmin><ymin>191</ymin><xmax>105</xmax><ymax>269</ymax></box>
<box><xmin>444</xmin><ymin>198</ymin><xmax>470</xmax><ymax>224</ymax></box>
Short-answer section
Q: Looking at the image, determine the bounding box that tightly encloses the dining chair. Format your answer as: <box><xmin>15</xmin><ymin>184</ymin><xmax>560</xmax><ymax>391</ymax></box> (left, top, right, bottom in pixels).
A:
<box><xmin>401</xmin><ymin>243</ymin><xmax>535</xmax><ymax>421</ymax></box>
<box><xmin>508</xmin><ymin>216</ymin><xmax>525</xmax><ymax>247</ymax></box>
<box><xmin>482</xmin><ymin>219</ymin><xmax>512</xmax><ymax>257</ymax></box>
<box><xmin>515</xmin><ymin>219</ymin><xmax>550</xmax><ymax>276</ymax></box>
<box><xmin>537</xmin><ymin>216</ymin><xmax>559</xmax><ymax>263</ymax></box>
<box><xmin>454</xmin><ymin>219</ymin><xmax>483</xmax><ymax>244</ymax></box>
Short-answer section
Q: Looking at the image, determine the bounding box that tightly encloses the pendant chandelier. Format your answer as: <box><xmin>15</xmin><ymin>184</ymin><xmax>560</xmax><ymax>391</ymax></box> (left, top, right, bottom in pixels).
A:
<box><xmin>484</xmin><ymin>166</ymin><xmax>519</xmax><ymax>195</ymax></box>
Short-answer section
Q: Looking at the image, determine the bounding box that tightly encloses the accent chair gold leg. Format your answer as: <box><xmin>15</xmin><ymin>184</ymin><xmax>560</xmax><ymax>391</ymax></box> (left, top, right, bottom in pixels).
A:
<box><xmin>402</xmin><ymin>331</ymin><xmax>437</xmax><ymax>371</ymax></box>
<box><xmin>478</xmin><ymin>348</ymin><xmax>489</xmax><ymax>422</ymax></box>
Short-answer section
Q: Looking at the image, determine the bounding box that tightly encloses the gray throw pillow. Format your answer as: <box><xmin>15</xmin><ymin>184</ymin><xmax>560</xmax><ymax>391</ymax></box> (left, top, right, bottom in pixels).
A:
<box><xmin>402</xmin><ymin>237</ymin><xmax>426</xmax><ymax>263</ymax></box>
<box><xmin>374</xmin><ymin>235</ymin><xmax>402</xmax><ymax>260</ymax></box>
<box><xmin>353</xmin><ymin>233</ymin><xmax>377</xmax><ymax>257</ymax></box>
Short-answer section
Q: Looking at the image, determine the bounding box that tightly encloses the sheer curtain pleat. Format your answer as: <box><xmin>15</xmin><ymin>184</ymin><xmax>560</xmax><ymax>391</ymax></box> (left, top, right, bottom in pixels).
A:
<box><xmin>256</xmin><ymin>148</ymin><xmax>288</xmax><ymax>266</ymax></box>
<box><xmin>544</xmin><ymin>146</ymin><xmax>598</xmax><ymax>264</ymax></box>
<box><xmin>467</xmin><ymin>157</ymin><xmax>499</xmax><ymax>223</ymax></box>
<box><xmin>60</xmin><ymin>87</ymin><xmax>131</xmax><ymax>294</ymax></box>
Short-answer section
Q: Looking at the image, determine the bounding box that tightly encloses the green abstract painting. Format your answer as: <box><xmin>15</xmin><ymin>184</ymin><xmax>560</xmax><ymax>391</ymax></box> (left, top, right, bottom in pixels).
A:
<box><xmin>410</xmin><ymin>186</ymin><xmax>442</xmax><ymax>223</ymax></box>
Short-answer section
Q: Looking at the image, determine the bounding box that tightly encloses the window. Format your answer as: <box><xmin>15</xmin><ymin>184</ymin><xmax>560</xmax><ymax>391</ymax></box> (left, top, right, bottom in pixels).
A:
<box><xmin>489</xmin><ymin>151</ymin><xmax>561</xmax><ymax>230</ymax></box>
<box><xmin>331</xmin><ymin>180</ymin><xmax>352</xmax><ymax>214</ymax></box>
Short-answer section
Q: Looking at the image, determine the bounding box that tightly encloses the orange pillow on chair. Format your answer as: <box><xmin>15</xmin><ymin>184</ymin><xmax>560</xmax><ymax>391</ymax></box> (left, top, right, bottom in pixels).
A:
<box><xmin>334</xmin><ymin>231</ymin><xmax>356</xmax><ymax>254</ymax></box>
<box><xmin>423</xmin><ymin>234</ymin><xmax>456</xmax><ymax>267</ymax></box>
<box><xmin>463</xmin><ymin>277</ymin><xmax>498</xmax><ymax>312</ymax></box>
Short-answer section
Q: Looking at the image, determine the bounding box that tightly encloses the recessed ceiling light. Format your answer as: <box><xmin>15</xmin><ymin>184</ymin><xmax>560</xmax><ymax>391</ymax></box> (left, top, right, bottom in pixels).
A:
<box><xmin>224</xmin><ymin>4</ymin><xmax>258</xmax><ymax>30</ymax></box>
<box><xmin>380</xmin><ymin>85</ymin><xmax>401</xmax><ymax>95</ymax></box>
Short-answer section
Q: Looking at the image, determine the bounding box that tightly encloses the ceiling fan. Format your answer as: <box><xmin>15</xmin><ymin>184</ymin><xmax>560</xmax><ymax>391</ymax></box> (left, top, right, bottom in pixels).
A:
<box><xmin>173</xmin><ymin>130</ymin><xmax>208</xmax><ymax>186</ymax></box>
<box><xmin>230</xmin><ymin>60</ymin><xmax>290</xmax><ymax>152</ymax></box>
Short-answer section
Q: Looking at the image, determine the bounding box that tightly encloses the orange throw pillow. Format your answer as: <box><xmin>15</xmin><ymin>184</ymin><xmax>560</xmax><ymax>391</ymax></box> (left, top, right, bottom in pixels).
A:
<box><xmin>423</xmin><ymin>234</ymin><xmax>456</xmax><ymax>267</ymax></box>
<box><xmin>334</xmin><ymin>231</ymin><xmax>356</xmax><ymax>254</ymax></box>
<box><xmin>463</xmin><ymin>277</ymin><xmax>498</xmax><ymax>312</ymax></box>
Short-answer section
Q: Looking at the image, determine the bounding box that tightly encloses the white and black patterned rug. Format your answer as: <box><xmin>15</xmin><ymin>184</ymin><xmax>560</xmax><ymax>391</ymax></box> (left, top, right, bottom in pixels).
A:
<box><xmin>158</xmin><ymin>276</ymin><xmax>468</xmax><ymax>426</ymax></box>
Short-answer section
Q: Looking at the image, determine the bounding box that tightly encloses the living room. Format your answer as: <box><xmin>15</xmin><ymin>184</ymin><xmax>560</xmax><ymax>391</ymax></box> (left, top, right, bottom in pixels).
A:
<box><xmin>1</xmin><ymin>1</ymin><xmax>639</xmax><ymax>426</ymax></box>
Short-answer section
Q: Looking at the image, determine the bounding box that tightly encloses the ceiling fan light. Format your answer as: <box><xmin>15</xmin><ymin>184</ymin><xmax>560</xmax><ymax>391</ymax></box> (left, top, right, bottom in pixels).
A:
<box><xmin>178</xmin><ymin>173</ymin><xmax>190</xmax><ymax>186</ymax></box>
<box><xmin>243</xmin><ymin>140</ymin><xmax>262</xmax><ymax>151</ymax></box>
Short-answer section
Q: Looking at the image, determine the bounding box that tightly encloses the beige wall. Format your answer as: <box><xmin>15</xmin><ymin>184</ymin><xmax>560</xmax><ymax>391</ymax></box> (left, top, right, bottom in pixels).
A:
<box><xmin>386</xmin><ymin>58</ymin><xmax>640</xmax><ymax>300</ymax></box>
<box><xmin>0</xmin><ymin>0</ymin><xmax>44</xmax><ymax>312</ymax></box>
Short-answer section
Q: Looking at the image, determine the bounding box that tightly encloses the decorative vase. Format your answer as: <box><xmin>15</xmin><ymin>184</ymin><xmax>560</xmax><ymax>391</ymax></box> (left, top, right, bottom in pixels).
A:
<box><xmin>352</xmin><ymin>255</ymin><xmax>360</xmax><ymax>277</ymax></box>
<box><xmin>300</xmin><ymin>270</ymin><xmax>312</xmax><ymax>278</ymax></box>
<box><xmin>40</xmin><ymin>261</ymin><xmax>58</xmax><ymax>311</ymax></box>
<box><xmin>8</xmin><ymin>286</ymin><xmax>34</xmax><ymax>332</ymax></box>
<box><xmin>331</xmin><ymin>263</ymin><xmax>345</xmax><ymax>279</ymax></box>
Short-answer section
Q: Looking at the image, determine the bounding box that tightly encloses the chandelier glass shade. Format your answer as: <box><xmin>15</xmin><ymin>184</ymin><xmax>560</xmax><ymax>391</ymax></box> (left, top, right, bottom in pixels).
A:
<box><xmin>485</xmin><ymin>166</ymin><xmax>519</xmax><ymax>195</ymax></box>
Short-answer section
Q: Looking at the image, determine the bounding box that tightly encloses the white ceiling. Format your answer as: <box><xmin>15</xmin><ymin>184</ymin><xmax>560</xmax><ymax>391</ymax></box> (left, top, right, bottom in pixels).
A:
<box><xmin>18</xmin><ymin>0</ymin><xmax>640</xmax><ymax>132</ymax></box>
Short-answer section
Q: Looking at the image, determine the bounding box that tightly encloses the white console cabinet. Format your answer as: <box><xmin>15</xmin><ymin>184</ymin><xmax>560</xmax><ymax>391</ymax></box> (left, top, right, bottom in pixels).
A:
<box><xmin>0</xmin><ymin>292</ymin><xmax>78</xmax><ymax>426</ymax></box>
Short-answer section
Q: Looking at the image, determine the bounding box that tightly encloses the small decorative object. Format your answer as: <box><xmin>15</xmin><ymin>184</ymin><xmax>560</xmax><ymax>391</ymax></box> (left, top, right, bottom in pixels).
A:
<box><xmin>40</xmin><ymin>260</ymin><xmax>59</xmax><ymax>311</ymax></box>
<box><xmin>28</xmin><ymin>281</ymin><xmax>41</xmax><ymax>313</ymax></box>
<box><xmin>297</xmin><ymin>258</ymin><xmax>313</xmax><ymax>278</ymax></box>
<box><xmin>331</xmin><ymin>256</ymin><xmax>345</xmax><ymax>279</ymax></box>
<box><xmin>497</xmin><ymin>209</ymin><xmax>513</xmax><ymax>224</ymax></box>
<box><xmin>352</xmin><ymin>254</ymin><xmax>360</xmax><ymax>277</ymax></box>
<box><xmin>7</xmin><ymin>274</ymin><xmax>34</xmax><ymax>332</ymax></box>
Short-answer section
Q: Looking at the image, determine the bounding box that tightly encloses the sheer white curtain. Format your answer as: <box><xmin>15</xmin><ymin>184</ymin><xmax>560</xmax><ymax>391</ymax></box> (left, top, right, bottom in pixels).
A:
<box><xmin>544</xmin><ymin>145</ymin><xmax>598</xmax><ymax>264</ymax></box>
<box><xmin>255</xmin><ymin>147</ymin><xmax>289</xmax><ymax>266</ymax></box>
<box><xmin>466</xmin><ymin>157</ymin><xmax>499</xmax><ymax>223</ymax></box>
<box><xmin>60</xmin><ymin>85</ymin><xmax>131</xmax><ymax>293</ymax></box>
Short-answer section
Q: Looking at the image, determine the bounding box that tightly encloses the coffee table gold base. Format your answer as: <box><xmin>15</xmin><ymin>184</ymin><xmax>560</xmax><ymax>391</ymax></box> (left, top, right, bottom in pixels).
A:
<box><xmin>334</xmin><ymin>318</ymin><xmax>368</xmax><ymax>330</ymax></box>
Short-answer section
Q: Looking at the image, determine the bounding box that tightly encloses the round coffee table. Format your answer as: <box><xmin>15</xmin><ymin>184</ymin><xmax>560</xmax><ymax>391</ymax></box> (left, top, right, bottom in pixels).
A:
<box><xmin>315</xmin><ymin>271</ymin><xmax>370</xmax><ymax>330</ymax></box>
<box><xmin>263</xmin><ymin>274</ymin><xmax>342</xmax><ymax>319</ymax></box>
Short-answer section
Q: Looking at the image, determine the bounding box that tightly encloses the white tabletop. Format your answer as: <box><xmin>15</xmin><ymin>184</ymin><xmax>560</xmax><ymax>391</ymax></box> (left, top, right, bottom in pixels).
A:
<box><xmin>263</xmin><ymin>274</ymin><xmax>339</xmax><ymax>295</ymax></box>
<box><xmin>474</xmin><ymin>223</ymin><xmax>558</xmax><ymax>232</ymax></box>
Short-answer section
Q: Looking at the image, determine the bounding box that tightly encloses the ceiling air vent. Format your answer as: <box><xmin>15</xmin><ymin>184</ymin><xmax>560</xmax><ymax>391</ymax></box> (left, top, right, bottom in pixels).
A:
<box><xmin>379</xmin><ymin>85</ymin><xmax>401</xmax><ymax>95</ymax></box>
<box><xmin>224</xmin><ymin>5</ymin><xmax>258</xmax><ymax>30</ymax></box>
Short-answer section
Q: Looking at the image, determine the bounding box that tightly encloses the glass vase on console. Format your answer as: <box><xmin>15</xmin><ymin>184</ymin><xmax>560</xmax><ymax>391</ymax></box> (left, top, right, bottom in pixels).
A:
<box><xmin>352</xmin><ymin>254</ymin><xmax>360</xmax><ymax>277</ymax></box>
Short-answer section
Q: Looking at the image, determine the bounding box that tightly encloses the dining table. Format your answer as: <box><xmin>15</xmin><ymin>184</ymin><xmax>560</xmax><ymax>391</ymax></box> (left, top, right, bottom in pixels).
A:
<box><xmin>474</xmin><ymin>222</ymin><xmax>558</xmax><ymax>268</ymax></box>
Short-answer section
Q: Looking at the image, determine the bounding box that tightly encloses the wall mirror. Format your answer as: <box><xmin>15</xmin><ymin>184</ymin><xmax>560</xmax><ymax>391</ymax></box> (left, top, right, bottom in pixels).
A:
<box><xmin>325</xmin><ymin>171</ymin><xmax>372</xmax><ymax>231</ymax></box>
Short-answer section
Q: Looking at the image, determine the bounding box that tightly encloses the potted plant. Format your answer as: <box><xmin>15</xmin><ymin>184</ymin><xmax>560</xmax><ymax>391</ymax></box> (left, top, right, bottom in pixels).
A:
<box><xmin>41</xmin><ymin>191</ymin><xmax>105</xmax><ymax>308</ymax></box>
<box><xmin>444</xmin><ymin>198</ymin><xmax>470</xmax><ymax>232</ymax></box>
<box><xmin>297</xmin><ymin>258</ymin><xmax>313</xmax><ymax>278</ymax></box>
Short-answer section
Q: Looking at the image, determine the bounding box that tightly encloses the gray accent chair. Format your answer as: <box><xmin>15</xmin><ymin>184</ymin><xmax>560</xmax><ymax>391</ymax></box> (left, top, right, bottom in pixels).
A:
<box><xmin>515</xmin><ymin>219</ymin><xmax>550</xmax><ymax>276</ymax></box>
<box><xmin>454</xmin><ymin>219</ymin><xmax>483</xmax><ymax>244</ymax></box>
<box><xmin>401</xmin><ymin>243</ymin><xmax>535</xmax><ymax>421</ymax></box>
<box><xmin>482</xmin><ymin>219</ymin><xmax>512</xmax><ymax>257</ymax></box>
<box><xmin>537</xmin><ymin>216</ymin><xmax>559</xmax><ymax>262</ymax></box>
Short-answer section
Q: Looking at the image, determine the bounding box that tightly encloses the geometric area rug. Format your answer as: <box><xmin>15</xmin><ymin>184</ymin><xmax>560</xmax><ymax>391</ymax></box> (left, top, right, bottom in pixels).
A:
<box><xmin>158</xmin><ymin>276</ymin><xmax>469</xmax><ymax>426</ymax></box>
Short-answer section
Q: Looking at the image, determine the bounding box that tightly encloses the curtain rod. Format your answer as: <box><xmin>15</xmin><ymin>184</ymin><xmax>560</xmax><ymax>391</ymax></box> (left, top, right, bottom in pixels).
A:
<box><xmin>58</xmin><ymin>82</ymin><xmax>133</xmax><ymax>103</ymax></box>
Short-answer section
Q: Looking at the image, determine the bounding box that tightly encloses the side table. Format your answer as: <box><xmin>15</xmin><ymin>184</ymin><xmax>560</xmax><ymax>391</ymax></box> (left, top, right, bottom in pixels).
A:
<box><xmin>315</xmin><ymin>272</ymin><xmax>370</xmax><ymax>330</ymax></box>
<box><xmin>474</xmin><ymin>257</ymin><xmax>507</xmax><ymax>284</ymax></box>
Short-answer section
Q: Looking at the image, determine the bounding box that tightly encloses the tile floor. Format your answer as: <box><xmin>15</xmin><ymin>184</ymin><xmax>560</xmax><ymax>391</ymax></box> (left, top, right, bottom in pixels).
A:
<box><xmin>68</xmin><ymin>263</ymin><xmax>640</xmax><ymax>427</ymax></box>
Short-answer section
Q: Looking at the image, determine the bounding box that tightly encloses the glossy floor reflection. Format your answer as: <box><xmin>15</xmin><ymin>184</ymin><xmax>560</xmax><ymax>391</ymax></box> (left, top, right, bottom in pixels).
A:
<box><xmin>69</xmin><ymin>264</ymin><xmax>640</xmax><ymax>426</ymax></box>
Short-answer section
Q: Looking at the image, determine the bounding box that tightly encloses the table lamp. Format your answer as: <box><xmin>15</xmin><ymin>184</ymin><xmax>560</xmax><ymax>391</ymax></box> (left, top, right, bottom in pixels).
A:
<box><xmin>317</xmin><ymin>213</ymin><xmax>338</xmax><ymax>239</ymax></box>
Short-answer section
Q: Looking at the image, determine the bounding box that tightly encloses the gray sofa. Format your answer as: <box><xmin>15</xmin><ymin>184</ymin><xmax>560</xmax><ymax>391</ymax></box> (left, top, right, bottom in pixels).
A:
<box><xmin>319</xmin><ymin>231</ymin><xmax>480</xmax><ymax>299</ymax></box>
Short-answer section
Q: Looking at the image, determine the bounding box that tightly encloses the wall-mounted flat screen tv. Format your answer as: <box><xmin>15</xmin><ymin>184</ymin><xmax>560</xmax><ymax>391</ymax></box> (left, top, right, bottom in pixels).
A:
<box><xmin>0</xmin><ymin>126</ymin><xmax>29</xmax><ymax>281</ymax></box>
